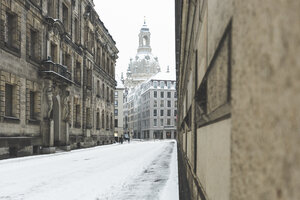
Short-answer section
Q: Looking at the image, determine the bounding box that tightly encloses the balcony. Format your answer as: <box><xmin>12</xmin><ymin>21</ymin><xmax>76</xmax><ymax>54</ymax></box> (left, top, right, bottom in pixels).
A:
<box><xmin>40</xmin><ymin>60</ymin><xmax>72</xmax><ymax>85</ymax></box>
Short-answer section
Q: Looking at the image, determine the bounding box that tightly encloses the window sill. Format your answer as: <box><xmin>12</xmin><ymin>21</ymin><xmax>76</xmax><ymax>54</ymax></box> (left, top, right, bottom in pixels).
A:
<box><xmin>28</xmin><ymin>56</ymin><xmax>40</xmax><ymax>66</ymax></box>
<box><xmin>4</xmin><ymin>116</ymin><xmax>20</xmax><ymax>123</ymax></box>
<box><xmin>3</xmin><ymin>44</ymin><xmax>21</xmax><ymax>57</ymax></box>
<box><xmin>28</xmin><ymin>119</ymin><xmax>40</xmax><ymax>125</ymax></box>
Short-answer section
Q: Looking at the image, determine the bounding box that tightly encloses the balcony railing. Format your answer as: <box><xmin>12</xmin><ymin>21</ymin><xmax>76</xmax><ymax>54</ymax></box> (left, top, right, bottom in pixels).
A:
<box><xmin>40</xmin><ymin>60</ymin><xmax>72</xmax><ymax>84</ymax></box>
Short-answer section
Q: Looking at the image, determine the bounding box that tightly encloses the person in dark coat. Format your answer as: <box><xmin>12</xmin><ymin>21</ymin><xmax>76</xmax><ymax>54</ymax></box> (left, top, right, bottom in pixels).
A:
<box><xmin>120</xmin><ymin>135</ymin><xmax>123</xmax><ymax>144</ymax></box>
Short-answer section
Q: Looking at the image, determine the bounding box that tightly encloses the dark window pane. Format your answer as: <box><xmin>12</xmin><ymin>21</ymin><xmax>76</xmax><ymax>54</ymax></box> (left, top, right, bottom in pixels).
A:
<box><xmin>30</xmin><ymin>91</ymin><xmax>35</xmax><ymax>119</ymax></box>
<box><xmin>5</xmin><ymin>84</ymin><xmax>13</xmax><ymax>116</ymax></box>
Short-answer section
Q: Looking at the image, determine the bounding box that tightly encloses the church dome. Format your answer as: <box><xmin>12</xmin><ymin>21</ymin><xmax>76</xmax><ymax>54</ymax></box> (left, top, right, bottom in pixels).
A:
<box><xmin>125</xmin><ymin>18</ymin><xmax>161</xmax><ymax>87</ymax></box>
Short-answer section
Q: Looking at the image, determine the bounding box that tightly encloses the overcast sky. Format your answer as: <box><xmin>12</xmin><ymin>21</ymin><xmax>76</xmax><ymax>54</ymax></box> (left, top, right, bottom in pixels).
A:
<box><xmin>93</xmin><ymin>0</ymin><xmax>175</xmax><ymax>78</ymax></box>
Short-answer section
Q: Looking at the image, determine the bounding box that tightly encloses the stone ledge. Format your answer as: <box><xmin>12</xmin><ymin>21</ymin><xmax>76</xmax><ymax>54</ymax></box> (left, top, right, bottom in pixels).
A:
<box><xmin>42</xmin><ymin>147</ymin><xmax>56</xmax><ymax>154</ymax></box>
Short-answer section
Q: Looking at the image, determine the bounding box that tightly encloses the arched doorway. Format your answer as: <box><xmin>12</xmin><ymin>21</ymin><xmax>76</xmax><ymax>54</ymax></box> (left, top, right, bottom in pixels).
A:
<box><xmin>53</xmin><ymin>95</ymin><xmax>61</xmax><ymax>146</ymax></box>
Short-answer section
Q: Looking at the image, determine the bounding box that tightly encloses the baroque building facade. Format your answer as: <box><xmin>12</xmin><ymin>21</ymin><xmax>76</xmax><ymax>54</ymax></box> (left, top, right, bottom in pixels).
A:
<box><xmin>175</xmin><ymin>0</ymin><xmax>300</xmax><ymax>200</ymax></box>
<box><xmin>123</xmin><ymin>21</ymin><xmax>177</xmax><ymax>139</ymax></box>
<box><xmin>125</xmin><ymin>20</ymin><xmax>160</xmax><ymax>88</ymax></box>
<box><xmin>0</xmin><ymin>0</ymin><xmax>118</xmax><ymax>159</ymax></box>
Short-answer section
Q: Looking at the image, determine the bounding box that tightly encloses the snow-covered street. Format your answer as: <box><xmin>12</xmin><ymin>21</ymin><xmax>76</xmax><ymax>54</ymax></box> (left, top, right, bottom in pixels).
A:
<box><xmin>0</xmin><ymin>140</ymin><xmax>178</xmax><ymax>200</ymax></box>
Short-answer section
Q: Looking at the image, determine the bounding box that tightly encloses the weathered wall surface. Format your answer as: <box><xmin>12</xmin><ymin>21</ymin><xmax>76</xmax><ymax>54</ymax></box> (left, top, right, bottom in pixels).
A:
<box><xmin>176</xmin><ymin>0</ymin><xmax>300</xmax><ymax>199</ymax></box>
<box><xmin>231</xmin><ymin>1</ymin><xmax>300</xmax><ymax>199</ymax></box>
<box><xmin>196</xmin><ymin>119</ymin><xmax>231</xmax><ymax>200</ymax></box>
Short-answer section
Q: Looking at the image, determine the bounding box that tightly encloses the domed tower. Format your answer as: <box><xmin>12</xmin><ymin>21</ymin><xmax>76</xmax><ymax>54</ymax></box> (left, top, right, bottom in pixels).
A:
<box><xmin>138</xmin><ymin>18</ymin><xmax>152</xmax><ymax>54</ymax></box>
<box><xmin>125</xmin><ymin>18</ymin><xmax>160</xmax><ymax>88</ymax></box>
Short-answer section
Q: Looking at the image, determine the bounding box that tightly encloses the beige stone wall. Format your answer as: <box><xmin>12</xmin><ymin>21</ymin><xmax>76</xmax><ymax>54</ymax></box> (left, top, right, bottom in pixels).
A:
<box><xmin>175</xmin><ymin>0</ymin><xmax>300</xmax><ymax>199</ymax></box>
<box><xmin>231</xmin><ymin>1</ymin><xmax>300</xmax><ymax>199</ymax></box>
<box><xmin>196</xmin><ymin>119</ymin><xmax>231</xmax><ymax>200</ymax></box>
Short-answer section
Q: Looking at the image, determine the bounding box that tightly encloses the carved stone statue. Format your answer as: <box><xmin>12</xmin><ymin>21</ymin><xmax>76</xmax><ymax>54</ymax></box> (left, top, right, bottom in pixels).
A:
<box><xmin>46</xmin><ymin>85</ymin><xmax>53</xmax><ymax>119</ymax></box>
<box><xmin>63</xmin><ymin>91</ymin><xmax>70</xmax><ymax>122</ymax></box>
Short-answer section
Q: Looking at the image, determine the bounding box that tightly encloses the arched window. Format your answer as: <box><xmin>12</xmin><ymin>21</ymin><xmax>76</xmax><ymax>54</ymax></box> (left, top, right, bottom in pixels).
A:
<box><xmin>143</xmin><ymin>36</ymin><xmax>147</xmax><ymax>46</ymax></box>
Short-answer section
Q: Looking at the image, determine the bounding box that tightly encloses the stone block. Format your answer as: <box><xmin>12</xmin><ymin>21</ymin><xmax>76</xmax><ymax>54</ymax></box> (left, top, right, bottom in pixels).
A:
<box><xmin>42</xmin><ymin>147</ymin><xmax>56</xmax><ymax>154</ymax></box>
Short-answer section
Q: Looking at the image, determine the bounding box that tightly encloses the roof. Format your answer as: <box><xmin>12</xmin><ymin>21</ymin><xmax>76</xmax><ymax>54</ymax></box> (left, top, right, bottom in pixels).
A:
<box><xmin>148</xmin><ymin>71</ymin><xmax>176</xmax><ymax>81</ymax></box>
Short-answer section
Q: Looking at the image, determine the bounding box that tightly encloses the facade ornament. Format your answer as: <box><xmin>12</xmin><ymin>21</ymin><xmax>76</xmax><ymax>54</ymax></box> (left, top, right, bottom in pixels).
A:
<box><xmin>63</xmin><ymin>91</ymin><xmax>70</xmax><ymax>122</ymax></box>
<box><xmin>46</xmin><ymin>84</ymin><xmax>53</xmax><ymax>119</ymax></box>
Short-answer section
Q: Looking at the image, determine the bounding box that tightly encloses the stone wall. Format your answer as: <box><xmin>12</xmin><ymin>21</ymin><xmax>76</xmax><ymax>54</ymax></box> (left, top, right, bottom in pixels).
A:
<box><xmin>175</xmin><ymin>0</ymin><xmax>300</xmax><ymax>199</ymax></box>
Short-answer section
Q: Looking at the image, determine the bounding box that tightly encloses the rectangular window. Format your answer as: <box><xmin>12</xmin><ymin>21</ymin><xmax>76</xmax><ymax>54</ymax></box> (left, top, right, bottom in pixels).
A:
<box><xmin>114</xmin><ymin>100</ymin><xmax>118</xmax><ymax>106</ymax></box>
<box><xmin>154</xmin><ymin>119</ymin><xmax>157</xmax><ymax>126</ymax></box>
<box><xmin>160</xmin><ymin>119</ymin><xmax>164</xmax><ymax>126</ymax></box>
<box><xmin>167</xmin><ymin>92</ymin><xmax>171</xmax><ymax>98</ymax></box>
<box><xmin>51</xmin><ymin>43</ymin><xmax>57</xmax><ymax>63</ymax></box>
<box><xmin>75</xmin><ymin>62</ymin><xmax>81</xmax><ymax>85</ymax></box>
<box><xmin>167</xmin><ymin>109</ymin><xmax>171</xmax><ymax>116</ymax></box>
<box><xmin>153</xmin><ymin>109</ymin><xmax>157</xmax><ymax>116</ymax></box>
<box><xmin>174</xmin><ymin>110</ymin><xmax>177</xmax><ymax>116</ymax></box>
<box><xmin>97</xmin><ymin>80</ymin><xmax>100</xmax><ymax>96</ymax></box>
<box><xmin>102</xmin><ymin>84</ymin><xmax>105</xmax><ymax>98</ymax></box>
<box><xmin>153</xmin><ymin>81</ymin><xmax>158</xmax><ymax>88</ymax></box>
<box><xmin>160</xmin><ymin>100</ymin><xmax>164</xmax><ymax>107</ymax></box>
<box><xmin>115</xmin><ymin>109</ymin><xmax>118</xmax><ymax>116</ymax></box>
<box><xmin>115</xmin><ymin>91</ymin><xmax>118</xmax><ymax>98</ymax></box>
<box><xmin>154</xmin><ymin>91</ymin><xmax>157</xmax><ymax>98</ymax></box>
<box><xmin>153</xmin><ymin>100</ymin><xmax>157</xmax><ymax>107</ymax></box>
<box><xmin>174</xmin><ymin>92</ymin><xmax>177</xmax><ymax>98</ymax></box>
<box><xmin>30</xmin><ymin>91</ymin><xmax>35</xmax><ymax>119</ymax></box>
<box><xmin>62</xmin><ymin>3</ymin><xmax>69</xmax><ymax>32</ymax></box>
<box><xmin>160</xmin><ymin>91</ymin><xmax>164</xmax><ymax>98</ymax></box>
<box><xmin>167</xmin><ymin>100</ymin><xmax>171</xmax><ymax>107</ymax></box>
<box><xmin>63</xmin><ymin>53</ymin><xmax>71</xmax><ymax>72</ymax></box>
<box><xmin>5</xmin><ymin>84</ymin><xmax>13</xmax><ymax>117</ymax></box>
<box><xmin>167</xmin><ymin>81</ymin><xmax>171</xmax><ymax>89</ymax></box>
<box><xmin>74</xmin><ymin>18</ymin><xmax>79</xmax><ymax>43</ymax></box>
<box><xmin>160</xmin><ymin>81</ymin><xmax>164</xmax><ymax>88</ymax></box>
<box><xmin>160</xmin><ymin>110</ymin><xmax>164</xmax><ymax>116</ymax></box>
<box><xmin>75</xmin><ymin>105</ymin><xmax>80</xmax><ymax>124</ymax></box>
<box><xmin>47</xmin><ymin>0</ymin><xmax>54</xmax><ymax>17</ymax></box>
<box><xmin>115</xmin><ymin>119</ymin><xmax>118</xmax><ymax>127</ymax></box>
<box><xmin>96</xmin><ymin>112</ymin><xmax>100</xmax><ymax>129</ymax></box>
<box><xmin>167</xmin><ymin>118</ymin><xmax>171</xmax><ymax>125</ymax></box>
<box><xmin>30</xmin><ymin>29</ymin><xmax>38</xmax><ymax>60</ymax></box>
<box><xmin>6</xmin><ymin>12</ymin><xmax>17</xmax><ymax>49</ymax></box>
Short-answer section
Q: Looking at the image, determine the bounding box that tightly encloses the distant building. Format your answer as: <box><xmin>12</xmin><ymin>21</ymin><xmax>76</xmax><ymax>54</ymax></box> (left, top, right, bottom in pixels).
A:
<box><xmin>125</xmin><ymin>19</ymin><xmax>160</xmax><ymax>88</ymax></box>
<box><xmin>139</xmin><ymin>69</ymin><xmax>177</xmax><ymax>139</ymax></box>
<box><xmin>114</xmin><ymin>75</ymin><xmax>124</xmax><ymax>142</ymax></box>
<box><xmin>123</xmin><ymin>20</ymin><xmax>176</xmax><ymax>139</ymax></box>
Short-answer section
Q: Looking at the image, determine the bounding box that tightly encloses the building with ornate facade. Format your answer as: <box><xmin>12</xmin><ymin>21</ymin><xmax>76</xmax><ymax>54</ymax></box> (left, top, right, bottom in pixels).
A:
<box><xmin>0</xmin><ymin>0</ymin><xmax>118</xmax><ymax>159</ymax></box>
<box><xmin>125</xmin><ymin>20</ymin><xmax>160</xmax><ymax>88</ymax></box>
<box><xmin>123</xmin><ymin>21</ymin><xmax>176</xmax><ymax>139</ymax></box>
<box><xmin>175</xmin><ymin>0</ymin><xmax>300</xmax><ymax>200</ymax></box>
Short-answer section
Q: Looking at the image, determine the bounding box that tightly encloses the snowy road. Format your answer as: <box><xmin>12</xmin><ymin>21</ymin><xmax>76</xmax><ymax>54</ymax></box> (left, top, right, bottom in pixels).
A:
<box><xmin>0</xmin><ymin>140</ymin><xmax>178</xmax><ymax>200</ymax></box>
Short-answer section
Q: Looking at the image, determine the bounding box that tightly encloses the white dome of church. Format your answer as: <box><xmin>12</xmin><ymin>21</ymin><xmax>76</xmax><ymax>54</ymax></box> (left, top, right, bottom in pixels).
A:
<box><xmin>125</xmin><ymin>19</ymin><xmax>161</xmax><ymax>88</ymax></box>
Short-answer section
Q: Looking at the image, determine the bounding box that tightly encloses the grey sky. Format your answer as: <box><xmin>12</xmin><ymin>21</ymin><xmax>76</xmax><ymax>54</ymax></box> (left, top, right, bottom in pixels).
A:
<box><xmin>93</xmin><ymin>0</ymin><xmax>175</xmax><ymax>78</ymax></box>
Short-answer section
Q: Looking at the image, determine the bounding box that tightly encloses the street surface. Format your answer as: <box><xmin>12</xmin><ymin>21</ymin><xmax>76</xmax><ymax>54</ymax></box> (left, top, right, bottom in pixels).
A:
<box><xmin>0</xmin><ymin>140</ymin><xmax>178</xmax><ymax>200</ymax></box>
